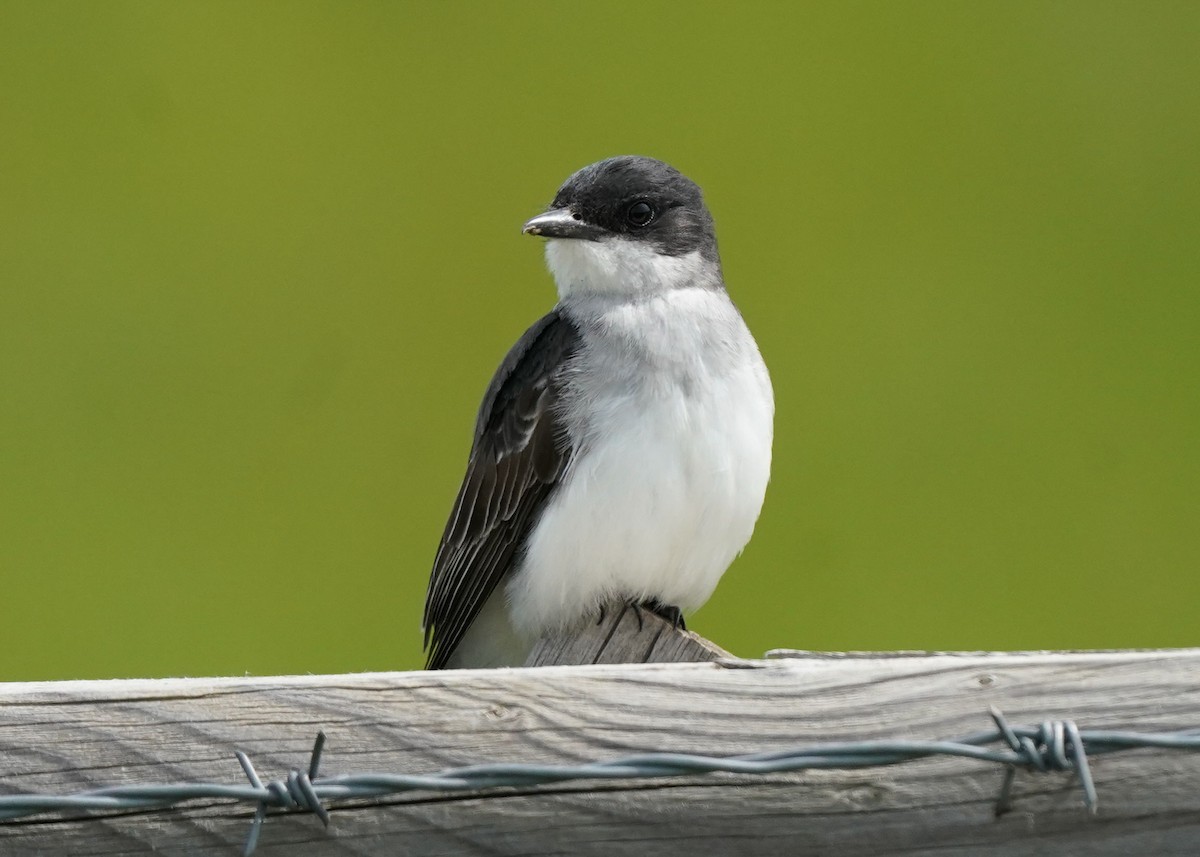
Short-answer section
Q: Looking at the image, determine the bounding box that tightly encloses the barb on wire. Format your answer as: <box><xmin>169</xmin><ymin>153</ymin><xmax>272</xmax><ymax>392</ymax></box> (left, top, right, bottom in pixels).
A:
<box><xmin>234</xmin><ymin>732</ymin><xmax>328</xmax><ymax>857</ymax></box>
<box><xmin>988</xmin><ymin>707</ymin><xmax>1097</xmax><ymax>816</ymax></box>
<box><xmin>0</xmin><ymin>711</ymin><xmax>1197</xmax><ymax>855</ymax></box>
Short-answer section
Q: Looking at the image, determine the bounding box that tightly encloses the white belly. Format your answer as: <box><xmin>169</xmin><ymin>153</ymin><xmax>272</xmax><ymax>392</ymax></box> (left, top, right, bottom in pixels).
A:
<box><xmin>505</xmin><ymin>287</ymin><xmax>774</xmax><ymax>638</ymax></box>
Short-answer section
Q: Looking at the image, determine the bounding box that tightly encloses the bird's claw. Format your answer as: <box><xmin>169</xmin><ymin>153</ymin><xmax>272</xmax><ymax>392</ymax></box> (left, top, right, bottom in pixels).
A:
<box><xmin>635</xmin><ymin>599</ymin><xmax>686</xmax><ymax>631</ymax></box>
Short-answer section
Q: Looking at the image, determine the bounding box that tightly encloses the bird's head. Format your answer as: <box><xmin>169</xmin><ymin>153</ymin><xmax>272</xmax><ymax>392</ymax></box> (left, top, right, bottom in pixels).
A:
<box><xmin>523</xmin><ymin>156</ymin><xmax>722</xmax><ymax>299</ymax></box>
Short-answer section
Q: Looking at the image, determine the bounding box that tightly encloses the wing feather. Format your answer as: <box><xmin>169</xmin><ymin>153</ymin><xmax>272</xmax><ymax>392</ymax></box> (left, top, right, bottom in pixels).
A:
<box><xmin>422</xmin><ymin>310</ymin><xmax>580</xmax><ymax>669</ymax></box>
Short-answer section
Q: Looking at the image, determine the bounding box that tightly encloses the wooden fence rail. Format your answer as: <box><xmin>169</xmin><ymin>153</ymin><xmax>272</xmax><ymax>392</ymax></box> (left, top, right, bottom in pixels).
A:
<box><xmin>2</xmin><ymin>646</ymin><xmax>1199</xmax><ymax>855</ymax></box>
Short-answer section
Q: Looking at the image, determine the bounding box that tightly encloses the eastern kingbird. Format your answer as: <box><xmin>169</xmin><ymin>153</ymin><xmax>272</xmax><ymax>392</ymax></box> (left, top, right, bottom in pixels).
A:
<box><xmin>422</xmin><ymin>156</ymin><xmax>774</xmax><ymax>669</ymax></box>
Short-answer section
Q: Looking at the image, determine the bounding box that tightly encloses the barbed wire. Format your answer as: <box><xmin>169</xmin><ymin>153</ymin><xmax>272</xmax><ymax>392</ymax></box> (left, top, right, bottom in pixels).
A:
<box><xmin>1</xmin><ymin>707</ymin><xmax>1198</xmax><ymax>856</ymax></box>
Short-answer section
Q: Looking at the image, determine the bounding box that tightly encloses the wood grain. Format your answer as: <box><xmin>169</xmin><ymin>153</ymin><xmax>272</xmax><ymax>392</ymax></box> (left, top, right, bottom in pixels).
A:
<box><xmin>525</xmin><ymin>602</ymin><xmax>732</xmax><ymax>666</ymax></box>
<box><xmin>1</xmin><ymin>650</ymin><xmax>1199</xmax><ymax>856</ymax></box>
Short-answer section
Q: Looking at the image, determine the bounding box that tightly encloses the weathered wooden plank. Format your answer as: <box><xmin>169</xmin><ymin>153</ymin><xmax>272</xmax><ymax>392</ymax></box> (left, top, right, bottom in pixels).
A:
<box><xmin>525</xmin><ymin>603</ymin><xmax>732</xmax><ymax>666</ymax></box>
<box><xmin>1</xmin><ymin>650</ymin><xmax>1198</xmax><ymax>856</ymax></box>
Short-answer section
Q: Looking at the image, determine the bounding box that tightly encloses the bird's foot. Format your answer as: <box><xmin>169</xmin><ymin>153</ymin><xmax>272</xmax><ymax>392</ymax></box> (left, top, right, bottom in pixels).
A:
<box><xmin>638</xmin><ymin>599</ymin><xmax>687</xmax><ymax>631</ymax></box>
<box><xmin>595</xmin><ymin>599</ymin><xmax>687</xmax><ymax>632</ymax></box>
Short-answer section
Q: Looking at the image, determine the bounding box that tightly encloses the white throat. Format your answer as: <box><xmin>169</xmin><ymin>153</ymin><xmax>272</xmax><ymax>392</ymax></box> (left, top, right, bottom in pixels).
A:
<box><xmin>545</xmin><ymin>237</ymin><xmax>718</xmax><ymax>299</ymax></box>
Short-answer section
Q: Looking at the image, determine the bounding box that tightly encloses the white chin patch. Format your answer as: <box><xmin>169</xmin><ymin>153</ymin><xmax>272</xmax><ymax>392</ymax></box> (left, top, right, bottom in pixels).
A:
<box><xmin>545</xmin><ymin>237</ymin><xmax>712</xmax><ymax>298</ymax></box>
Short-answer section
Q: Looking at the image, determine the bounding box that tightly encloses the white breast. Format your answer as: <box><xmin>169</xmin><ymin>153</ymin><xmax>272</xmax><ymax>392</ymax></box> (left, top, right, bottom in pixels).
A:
<box><xmin>505</xmin><ymin>286</ymin><xmax>774</xmax><ymax>638</ymax></box>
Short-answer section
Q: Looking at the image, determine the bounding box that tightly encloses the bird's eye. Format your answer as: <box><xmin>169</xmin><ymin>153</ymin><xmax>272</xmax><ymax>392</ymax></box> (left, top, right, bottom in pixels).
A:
<box><xmin>625</xmin><ymin>201</ymin><xmax>655</xmax><ymax>227</ymax></box>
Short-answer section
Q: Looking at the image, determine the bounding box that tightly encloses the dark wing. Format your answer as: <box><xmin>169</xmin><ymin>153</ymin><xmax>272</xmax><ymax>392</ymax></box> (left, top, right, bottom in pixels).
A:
<box><xmin>422</xmin><ymin>310</ymin><xmax>581</xmax><ymax>669</ymax></box>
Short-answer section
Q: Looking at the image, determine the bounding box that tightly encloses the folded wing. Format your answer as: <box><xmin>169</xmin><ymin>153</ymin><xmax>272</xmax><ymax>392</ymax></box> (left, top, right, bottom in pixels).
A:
<box><xmin>422</xmin><ymin>311</ymin><xmax>581</xmax><ymax>669</ymax></box>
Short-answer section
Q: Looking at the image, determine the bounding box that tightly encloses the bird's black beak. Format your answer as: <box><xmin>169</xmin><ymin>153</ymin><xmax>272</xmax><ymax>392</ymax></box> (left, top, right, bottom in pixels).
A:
<box><xmin>522</xmin><ymin>208</ymin><xmax>605</xmax><ymax>241</ymax></box>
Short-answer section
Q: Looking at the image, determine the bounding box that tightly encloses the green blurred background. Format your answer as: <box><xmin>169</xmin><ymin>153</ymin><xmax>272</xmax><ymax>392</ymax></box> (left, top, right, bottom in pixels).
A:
<box><xmin>1</xmin><ymin>2</ymin><xmax>1197</xmax><ymax>680</ymax></box>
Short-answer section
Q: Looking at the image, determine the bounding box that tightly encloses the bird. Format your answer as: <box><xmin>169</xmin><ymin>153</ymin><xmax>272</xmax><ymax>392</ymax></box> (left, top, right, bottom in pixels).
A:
<box><xmin>422</xmin><ymin>155</ymin><xmax>774</xmax><ymax>669</ymax></box>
